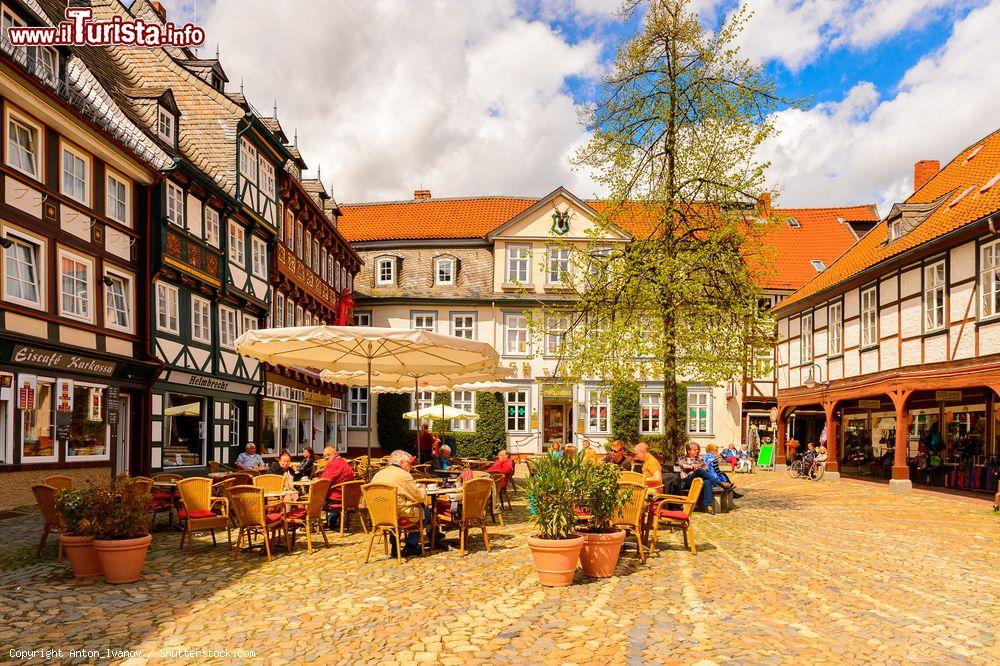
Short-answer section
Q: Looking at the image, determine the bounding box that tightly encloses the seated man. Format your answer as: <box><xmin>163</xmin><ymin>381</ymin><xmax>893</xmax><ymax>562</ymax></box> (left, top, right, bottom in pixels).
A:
<box><xmin>602</xmin><ymin>440</ymin><xmax>630</xmax><ymax>469</ymax></box>
<box><xmin>321</xmin><ymin>446</ymin><xmax>356</xmax><ymax>529</ymax></box>
<box><xmin>633</xmin><ymin>443</ymin><xmax>663</xmax><ymax>491</ymax></box>
<box><xmin>704</xmin><ymin>444</ymin><xmax>743</xmax><ymax>499</ymax></box>
<box><xmin>677</xmin><ymin>443</ymin><xmax>719</xmax><ymax>514</ymax></box>
<box><xmin>235</xmin><ymin>443</ymin><xmax>264</xmax><ymax>470</ymax></box>
<box><xmin>486</xmin><ymin>449</ymin><xmax>515</xmax><ymax>488</ymax></box>
<box><xmin>433</xmin><ymin>444</ymin><xmax>453</xmax><ymax>471</ymax></box>
<box><xmin>372</xmin><ymin>449</ymin><xmax>430</xmax><ymax>556</ymax></box>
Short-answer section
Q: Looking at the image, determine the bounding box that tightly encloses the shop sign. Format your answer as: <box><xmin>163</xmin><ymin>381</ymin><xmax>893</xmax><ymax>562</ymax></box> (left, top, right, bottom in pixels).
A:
<box><xmin>17</xmin><ymin>374</ymin><xmax>36</xmax><ymax>410</ymax></box>
<box><xmin>11</xmin><ymin>345</ymin><xmax>117</xmax><ymax>376</ymax></box>
<box><xmin>935</xmin><ymin>390</ymin><xmax>962</xmax><ymax>402</ymax></box>
<box><xmin>303</xmin><ymin>390</ymin><xmax>332</xmax><ymax>407</ymax></box>
<box><xmin>541</xmin><ymin>383</ymin><xmax>573</xmax><ymax>399</ymax></box>
<box><xmin>768</xmin><ymin>407</ymin><xmax>778</xmax><ymax>423</ymax></box>
<box><xmin>57</xmin><ymin>379</ymin><xmax>74</xmax><ymax>412</ymax></box>
<box><xmin>165</xmin><ymin>371</ymin><xmax>255</xmax><ymax>395</ymax></box>
<box><xmin>858</xmin><ymin>399</ymin><xmax>881</xmax><ymax>409</ymax></box>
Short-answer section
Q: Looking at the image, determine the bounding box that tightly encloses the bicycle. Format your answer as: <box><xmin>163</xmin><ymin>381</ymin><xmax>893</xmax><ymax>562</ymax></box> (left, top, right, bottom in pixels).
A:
<box><xmin>788</xmin><ymin>457</ymin><xmax>825</xmax><ymax>481</ymax></box>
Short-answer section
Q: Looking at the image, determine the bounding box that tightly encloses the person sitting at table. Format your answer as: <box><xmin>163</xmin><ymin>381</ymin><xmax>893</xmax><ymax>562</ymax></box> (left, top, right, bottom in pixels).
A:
<box><xmin>487</xmin><ymin>449</ymin><xmax>514</xmax><ymax>482</ymax></box>
<box><xmin>633</xmin><ymin>443</ymin><xmax>663</xmax><ymax>491</ymax></box>
<box><xmin>293</xmin><ymin>447</ymin><xmax>315</xmax><ymax>481</ymax></box>
<box><xmin>579</xmin><ymin>439</ymin><xmax>598</xmax><ymax>464</ymax></box>
<box><xmin>372</xmin><ymin>449</ymin><xmax>429</xmax><ymax>557</ymax></box>
<box><xmin>603</xmin><ymin>440</ymin><xmax>629</xmax><ymax>469</ymax></box>
<box><xmin>677</xmin><ymin>443</ymin><xmax>717</xmax><ymax>513</ymax></box>
<box><xmin>433</xmin><ymin>445</ymin><xmax>453</xmax><ymax>471</ymax></box>
<box><xmin>418</xmin><ymin>422</ymin><xmax>438</xmax><ymax>459</ymax></box>
<box><xmin>266</xmin><ymin>452</ymin><xmax>299</xmax><ymax>503</ymax></box>
<box><xmin>235</xmin><ymin>443</ymin><xmax>264</xmax><ymax>470</ymax></box>
<box><xmin>321</xmin><ymin>446</ymin><xmax>355</xmax><ymax>529</ymax></box>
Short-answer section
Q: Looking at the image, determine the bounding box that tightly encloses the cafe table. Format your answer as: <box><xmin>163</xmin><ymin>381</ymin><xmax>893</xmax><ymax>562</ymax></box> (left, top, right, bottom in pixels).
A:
<box><xmin>423</xmin><ymin>487</ymin><xmax>462</xmax><ymax>550</ymax></box>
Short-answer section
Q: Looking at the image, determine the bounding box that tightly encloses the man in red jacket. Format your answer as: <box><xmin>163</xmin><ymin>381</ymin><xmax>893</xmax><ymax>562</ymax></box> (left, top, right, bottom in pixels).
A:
<box><xmin>321</xmin><ymin>446</ymin><xmax>355</xmax><ymax>529</ymax></box>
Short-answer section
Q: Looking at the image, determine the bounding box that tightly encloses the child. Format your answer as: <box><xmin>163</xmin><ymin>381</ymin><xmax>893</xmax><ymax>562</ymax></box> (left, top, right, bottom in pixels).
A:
<box><xmin>738</xmin><ymin>444</ymin><xmax>753</xmax><ymax>473</ymax></box>
<box><xmin>802</xmin><ymin>442</ymin><xmax>817</xmax><ymax>471</ymax></box>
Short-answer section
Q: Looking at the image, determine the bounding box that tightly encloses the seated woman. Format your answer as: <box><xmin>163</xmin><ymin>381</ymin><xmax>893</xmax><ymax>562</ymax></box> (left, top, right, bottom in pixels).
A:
<box><xmin>433</xmin><ymin>445</ymin><xmax>453</xmax><ymax>471</ymax></box>
<box><xmin>267</xmin><ymin>452</ymin><xmax>300</xmax><ymax>503</ymax></box>
<box><xmin>293</xmin><ymin>447</ymin><xmax>315</xmax><ymax>481</ymax></box>
<box><xmin>704</xmin><ymin>444</ymin><xmax>743</xmax><ymax>499</ymax></box>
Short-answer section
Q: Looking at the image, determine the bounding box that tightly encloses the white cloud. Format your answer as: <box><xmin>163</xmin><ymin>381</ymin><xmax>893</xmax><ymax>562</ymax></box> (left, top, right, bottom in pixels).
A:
<box><xmin>182</xmin><ymin>0</ymin><xmax>604</xmax><ymax>201</ymax></box>
<box><xmin>760</xmin><ymin>0</ymin><xmax>1000</xmax><ymax>210</ymax></box>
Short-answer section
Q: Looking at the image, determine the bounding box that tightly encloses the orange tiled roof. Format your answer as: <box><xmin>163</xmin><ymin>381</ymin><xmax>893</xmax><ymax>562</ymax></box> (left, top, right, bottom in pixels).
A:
<box><xmin>776</xmin><ymin>128</ymin><xmax>1000</xmax><ymax>313</ymax></box>
<box><xmin>339</xmin><ymin>197</ymin><xmax>538</xmax><ymax>241</ymax></box>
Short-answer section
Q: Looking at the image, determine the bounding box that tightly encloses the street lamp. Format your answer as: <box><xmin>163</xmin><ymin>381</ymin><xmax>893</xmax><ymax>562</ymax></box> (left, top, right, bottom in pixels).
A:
<box><xmin>803</xmin><ymin>362</ymin><xmax>827</xmax><ymax>389</ymax></box>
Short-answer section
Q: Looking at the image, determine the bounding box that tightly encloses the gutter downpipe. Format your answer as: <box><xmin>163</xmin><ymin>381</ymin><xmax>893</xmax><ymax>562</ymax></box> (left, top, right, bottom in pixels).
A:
<box><xmin>141</xmin><ymin>168</ymin><xmax>167</xmax><ymax>476</ymax></box>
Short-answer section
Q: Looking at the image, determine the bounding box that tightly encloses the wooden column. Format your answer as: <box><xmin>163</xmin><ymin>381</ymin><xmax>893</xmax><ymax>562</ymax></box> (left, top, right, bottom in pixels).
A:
<box><xmin>776</xmin><ymin>406</ymin><xmax>788</xmax><ymax>464</ymax></box>
<box><xmin>888</xmin><ymin>388</ymin><xmax>913</xmax><ymax>484</ymax></box>
<box><xmin>823</xmin><ymin>400</ymin><xmax>839</xmax><ymax>473</ymax></box>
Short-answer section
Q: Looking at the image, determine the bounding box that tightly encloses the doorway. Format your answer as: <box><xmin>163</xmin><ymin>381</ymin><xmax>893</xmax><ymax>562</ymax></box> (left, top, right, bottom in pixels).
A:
<box><xmin>542</xmin><ymin>402</ymin><xmax>566</xmax><ymax>448</ymax></box>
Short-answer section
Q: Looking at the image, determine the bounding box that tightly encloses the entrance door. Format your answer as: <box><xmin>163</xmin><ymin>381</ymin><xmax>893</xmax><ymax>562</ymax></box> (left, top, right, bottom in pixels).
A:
<box><xmin>542</xmin><ymin>403</ymin><xmax>566</xmax><ymax>448</ymax></box>
<box><xmin>115</xmin><ymin>394</ymin><xmax>131</xmax><ymax>476</ymax></box>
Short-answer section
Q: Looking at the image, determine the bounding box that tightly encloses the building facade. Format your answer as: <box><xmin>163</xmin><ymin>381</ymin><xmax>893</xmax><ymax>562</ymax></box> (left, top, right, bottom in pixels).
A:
<box><xmin>340</xmin><ymin>187</ymin><xmax>872</xmax><ymax>456</ymax></box>
<box><xmin>773</xmin><ymin>133</ymin><xmax>1000</xmax><ymax>496</ymax></box>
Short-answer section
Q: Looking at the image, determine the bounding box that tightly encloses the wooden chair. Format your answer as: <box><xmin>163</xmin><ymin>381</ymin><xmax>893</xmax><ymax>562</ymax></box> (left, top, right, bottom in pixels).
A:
<box><xmin>176</xmin><ymin>477</ymin><xmax>231</xmax><ymax>553</ymax></box>
<box><xmin>613</xmin><ymin>481</ymin><xmax>649</xmax><ymax>563</ymax></box>
<box><xmin>434</xmin><ymin>477</ymin><xmax>493</xmax><ymax>556</ymax></box>
<box><xmin>130</xmin><ymin>476</ymin><xmax>154</xmax><ymax>495</ymax></box>
<box><xmin>488</xmin><ymin>472</ymin><xmax>506</xmax><ymax>526</ymax></box>
<box><xmin>151</xmin><ymin>473</ymin><xmax>182</xmax><ymax>527</ymax></box>
<box><xmin>32</xmin><ymin>484</ymin><xmax>64</xmax><ymax>559</ymax></box>
<box><xmin>42</xmin><ymin>475</ymin><xmax>73</xmax><ymax>492</ymax></box>
<box><xmin>620</xmin><ymin>471</ymin><xmax>646</xmax><ymax>486</ymax></box>
<box><xmin>650</xmin><ymin>477</ymin><xmax>703</xmax><ymax>555</ymax></box>
<box><xmin>361</xmin><ymin>483</ymin><xmax>425</xmax><ymax>563</ymax></box>
<box><xmin>284</xmin><ymin>477</ymin><xmax>330</xmax><ymax>553</ymax></box>
<box><xmin>226</xmin><ymin>485</ymin><xmax>287</xmax><ymax>561</ymax></box>
<box><xmin>329</xmin><ymin>479</ymin><xmax>368</xmax><ymax>536</ymax></box>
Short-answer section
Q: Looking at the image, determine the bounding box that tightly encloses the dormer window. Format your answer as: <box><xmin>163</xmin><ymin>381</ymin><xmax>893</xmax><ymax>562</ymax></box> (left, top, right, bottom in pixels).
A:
<box><xmin>786</xmin><ymin>217</ymin><xmax>800</xmax><ymax>228</ymax></box>
<box><xmin>157</xmin><ymin>105</ymin><xmax>175</xmax><ymax>144</ymax></box>
<box><xmin>435</xmin><ymin>256</ymin><xmax>455</xmax><ymax>286</ymax></box>
<box><xmin>889</xmin><ymin>219</ymin><xmax>902</xmax><ymax>241</ymax></box>
<box><xmin>810</xmin><ymin>259</ymin><xmax>826</xmax><ymax>272</ymax></box>
<box><xmin>375</xmin><ymin>256</ymin><xmax>396</xmax><ymax>285</ymax></box>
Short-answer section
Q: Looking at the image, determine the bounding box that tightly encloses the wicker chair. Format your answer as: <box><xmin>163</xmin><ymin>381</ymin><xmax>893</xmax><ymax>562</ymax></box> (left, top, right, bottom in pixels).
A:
<box><xmin>41</xmin><ymin>475</ymin><xmax>73</xmax><ymax>492</ymax></box>
<box><xmin>361</xmin><ymin>483</ymin><xmax>425</xmax><ymax>563</ymax></box>
<box><xmin>329</xmin><ymin>479</ymin><xmax>368</xmax><ymax>536</ymax></box>
<box><xmin>650</xmin><ymin>477</ymin><xmax>703</xmax><ymax>555</ymax></box>
<box><xmin>176</xmin><ymin>477</ymin><xmax>231</xmax><ymax>552</ymax></box>
<box><xmin>151</xmin><ymin>473</ymin><xmax>182</xmax><ymax>527</ymax></box>
<box><xmin>32</xmin><ymin>484</ymin><xmax>64</xmax><ymax>559</ymax></box>
<box><xmin>434</xmin><ymin>477</ymin><xmax>493</xmax><ymax>556</ymax></box>
<box><xmin>253</xmin><ymin>473</ymin><xmax>286</xmax><ymax>509</ymax></box>
<box><xmin>488</xmin><ymin>472</ymin><xmax>506</xmax><ymax>526</ymax></box>
<box><xmin>130</xmin><ymin>476</ymin><xmax>154</xmax><ymax>495</ymax></box>
<box><xmin>351</xmin><ymin>456</ymin><xmax>370</xmax><ymax>479</ymax></box>
<box><xmin>211</xmin><ymin>476</ymin><xmax>236</xmax><ymax>497</ymax></box>
<box><xmin>284</xmin><ymin>477</ymin><xmax>330</xmax><ymax>553</ymax></box>
<box><xmin>226</xmin><ymin>485</ymin><xmax>287</xmax><ymax>561</ymax></box>
<box><xmin>613</xmin><ymin>481</ymin><xmax>650</xmax><ymax>563</ymax></box>
<box><xmin>228</xmin><ymin>472</ymin><xmax>253</xmax><ymax>486</ymax></box>
<box><xmin>619</xmin><ymin>471</ymin><xmax>646</xmax><ymax>486</ymax></box>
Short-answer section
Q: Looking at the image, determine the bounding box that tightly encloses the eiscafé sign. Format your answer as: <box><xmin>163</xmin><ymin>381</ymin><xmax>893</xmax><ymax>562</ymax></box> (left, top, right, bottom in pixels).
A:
<box><xmin>12</xmin><ymin>345</ymin><xmax>117</xmax><ymax>377</ymax></box>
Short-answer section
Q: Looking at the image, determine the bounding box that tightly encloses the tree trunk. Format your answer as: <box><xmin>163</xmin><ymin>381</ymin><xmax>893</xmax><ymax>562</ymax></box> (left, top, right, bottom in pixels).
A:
<box><xmin>661</xmin><ymin>309</ymin><xmax>680</xmax><ymax>459</ymax></box>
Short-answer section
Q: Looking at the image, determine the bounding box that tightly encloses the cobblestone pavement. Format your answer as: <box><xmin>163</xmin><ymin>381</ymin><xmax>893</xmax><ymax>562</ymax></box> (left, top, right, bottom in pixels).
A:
<box><xmin>0</xmin><ymin>471</ymin><xmax>996</xmax><ymax>665</ymax></box>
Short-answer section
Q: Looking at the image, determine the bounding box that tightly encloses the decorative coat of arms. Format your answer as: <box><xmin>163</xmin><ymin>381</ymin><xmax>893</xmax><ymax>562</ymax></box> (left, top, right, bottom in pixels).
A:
<box><xmin>551</xmin><ymin>210</ymin><xmax>570</xmax><ymax>235</ymax></box>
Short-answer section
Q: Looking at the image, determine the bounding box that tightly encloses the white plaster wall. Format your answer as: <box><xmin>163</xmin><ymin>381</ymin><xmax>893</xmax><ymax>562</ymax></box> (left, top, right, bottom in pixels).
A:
<box><xmin>900</xmin><ymin>296</ymin><xmax>921</xmax><ymax>338</ymax></box>
<box><xmin>952</xmin><ymin>322</ymin><xmax>976</xmax><ymax>360</ymax></box>
<box><xmin>950</xmin><ymin>281</ymin><xmax>974</xmax><ymax>324</ymax></box>
<box><xmin>828</xmin><ymin>356</ymin><xmax>844</xmax><ymax>381</ymax></box>
<box><xmin>860</xmin><ymin>348</ymin><xmax>879</xmax><ymax>375</ymax></box>
<box><xmin>980</xmin><ymin>321</ymin><xmax>1000</xmax><ymax>355</ymax></box>
<box><xmin>901</xmin><ymin>338</ymin><xmax>921</xmax><ymax>366</ymax></box>
<box><xmin>844</xmin><ymin>349</ymin><xmax>860</xmax><ymax>377</ymax></box>
<box><xmin>900</xmin><ymin>266</ymin><xmax>921</xmax><ymax>297</ymax></box>
<box><xmin>924</xmin><ymin>334</ymin><xmax>947</xmax><ymax>364</ymax></box>
<box><xmin>880</xmin><ymin>341</ymin><xmax>899</xmax><ymax>370</ymax></box>
<box><xmin>844</xmin><ymin>287</ymin><xmax>860</xmax><ymax>318</ymax></box>
<box><xmin>844</xmin><ymin>317</ymin><xmax>860</xmax><ymax>350</ymax></box>
<box><xmin>950</xmin><ymin>241</ymin><xmax>976</xmax><ymax>282</ymax></box>
<box><xmin>880</xmin><ymin>275</ymin><xmax>898</xmax><ymax>304</ymax></box>
<box><xmin>881</xmin><ymin>303</ymin><xmax>899</xmax><ymax>337</ymax></box>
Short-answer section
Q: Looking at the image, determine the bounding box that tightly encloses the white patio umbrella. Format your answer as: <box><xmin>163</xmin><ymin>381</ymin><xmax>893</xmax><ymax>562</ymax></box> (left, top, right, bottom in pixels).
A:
<box><xmin>402</xmin><ymin>404</ymin><xmax>480</xmax><ymax>458</ymax></box>
<box><xmin>235</xmin><ymin>326</ymin><xmax>502</xmax><ymax>470</ymax></box>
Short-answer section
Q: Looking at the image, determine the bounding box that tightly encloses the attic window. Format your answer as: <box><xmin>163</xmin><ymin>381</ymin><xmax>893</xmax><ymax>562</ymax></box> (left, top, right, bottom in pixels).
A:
<box><xmin>157</xmin><ymin>105</ymin><xmax>175</xmax><ymax>144</ymax></box>
<box><xmin>889</xmin><ymin>219</ymin><xmax>903</xmax><ymax>241</ymax></box>
<box><xmin>786</xmin><ymin>217</ymin><xmax>800</xmax><ymax>228</ymax></box>
<box><xmin>810</xmin><ymin>259</ymin><xmax>826</xmax><ymax>272</ymax></box>
<box><xmin>948</xmin><ymin>186</ymin><xmax>975</xmax><ymax>209</ymax></box>
<box><xmin>980</xmin><ymin>173</ymin><xmax>1000</xmax><ymax>194</ymax></box>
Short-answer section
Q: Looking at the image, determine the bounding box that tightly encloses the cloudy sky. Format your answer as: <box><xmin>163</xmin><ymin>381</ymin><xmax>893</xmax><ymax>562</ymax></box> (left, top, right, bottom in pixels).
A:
<box><xmin>163</xmin><ymin>0</ymin><xmax>1000</xmax><ymax>213</ymax></box>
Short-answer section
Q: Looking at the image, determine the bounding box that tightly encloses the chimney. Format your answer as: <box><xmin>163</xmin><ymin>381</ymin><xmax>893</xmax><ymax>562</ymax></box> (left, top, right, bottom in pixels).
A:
<box><xmin>913</xmin><ymin>160</ymin><xmax>940</xmax><ymax>191</ymax></box>
<box><xmin>413</xmin><ymin>189</ymin><xmax>431</xmax><ymax>200</ymax></box>
<box><xmin>150</xmin><ymin>2</ymin><xmax>167</xmax><ymax>21</ymax></box>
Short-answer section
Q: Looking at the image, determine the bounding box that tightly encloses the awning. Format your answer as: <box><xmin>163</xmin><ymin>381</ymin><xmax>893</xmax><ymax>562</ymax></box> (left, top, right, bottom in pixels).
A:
<box><xmin>164</xmin><ymin>402</ymin><xmax>201</xmax><ymax>417</ymax></box>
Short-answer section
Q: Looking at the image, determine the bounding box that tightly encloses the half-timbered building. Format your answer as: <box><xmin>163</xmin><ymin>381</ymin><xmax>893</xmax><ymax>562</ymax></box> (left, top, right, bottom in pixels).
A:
<box><xmin>773</xmin><ymin>129</ymin><xmax>1000</xmax><ymax>496</ymax></box>
<box><xmin>0</xmin><ymin>0</ymin><xmax>168</xmax><ymax>478</ymax></box>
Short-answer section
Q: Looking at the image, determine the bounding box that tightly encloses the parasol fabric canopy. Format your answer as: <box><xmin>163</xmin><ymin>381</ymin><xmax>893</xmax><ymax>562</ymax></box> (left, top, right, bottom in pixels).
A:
<box><xmin>319</xmin><ymin>367</ymin><xmax>513</xmax><ymax>393</ymax></box>
<box><xmin>164</xmin><ymin>402</ymin><xmax>200</xmax><ymax>417</ymax></box>
<box><xmin>402</xmin><ymin>404</ymin><xmax>480</xmax><ymax>421</ymax></box>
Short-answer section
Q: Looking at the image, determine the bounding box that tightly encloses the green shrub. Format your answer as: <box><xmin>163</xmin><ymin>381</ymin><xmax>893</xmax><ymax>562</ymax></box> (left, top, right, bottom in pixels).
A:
<box><xmin>610</xmin><ymin>380</ymin><xmax>640</xmax><ymax>443</ymax></box>
<box><xmin>523</xmin><ymin>453</ymin><xmax>587</xmax><ymax>540</ymax></box>
<box><xmin>54</xmin><ymin>487</ymin><xmax>94</xmax><ymax>536</ymax></box>
<box><xmin>579</xmin><ymin>463</ymin><xmax>629</xmax><ymax>532</ymax></box>
<box><xmin>85</xmin><ymin>477</ymin><xmax>151</xmax><ymax>539</ymax></box>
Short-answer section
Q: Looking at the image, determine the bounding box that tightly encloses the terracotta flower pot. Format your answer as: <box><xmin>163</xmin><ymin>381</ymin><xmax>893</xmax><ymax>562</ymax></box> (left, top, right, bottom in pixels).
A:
<box><xmin>576</xmin><ymin>529</ymin><xmax>626</xmax><ymax>578</ymax></box>
<box><xmin>526</xmin><ymin>534</ymin><xmax>584</xmax><ymax>587</ymax></box>
<box><xmin>93</xmin><ymin>534</ymin><xmax>152</xmax><ymax>584</ymax></box>
<box><xmin>60</xmin><ymin>534</ymin><xmax>102</xmax><ymax>578</ymax></box>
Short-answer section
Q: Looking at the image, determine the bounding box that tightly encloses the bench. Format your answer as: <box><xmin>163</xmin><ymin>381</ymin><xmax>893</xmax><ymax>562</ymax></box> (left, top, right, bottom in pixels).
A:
<box><xmin>712</xmin><ymin>486</ymin><xmax>735</xmax><ymax>513</ymax></box>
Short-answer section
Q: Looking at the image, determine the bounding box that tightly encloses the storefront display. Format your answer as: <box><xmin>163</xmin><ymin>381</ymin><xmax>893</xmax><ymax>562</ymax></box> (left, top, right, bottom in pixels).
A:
<box><xmin>263</xmin><ymin>377</ymin><xmax>346</xmax><ymax>456</ymax></box>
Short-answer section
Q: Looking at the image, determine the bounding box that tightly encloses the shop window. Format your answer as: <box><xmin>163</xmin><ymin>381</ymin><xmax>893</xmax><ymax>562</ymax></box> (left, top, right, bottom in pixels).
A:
<box><xmin>261</xmin><ymin>399</ymin><xmax>278</xmax><ymax>454</ymax></box>
<box><xmin>66</xmin><ymin>384</ymin><xmax>109</xmax><ymax>461</ymax></box>
<box><xmin>923</xmin><ymin>261</ymin><xmax>946</xmax><ymax>332</ymax></box>
<box><xmin>296</xmin><ymin>405</ymin><xmax>313</xmax><ymax>454</ymax></box>
<box><xmin>452</xmin><ymin>391</ymin><xmax>475</xmax><ymax>431</ymax></box>
<box><xmin>163</xmin><ymin>394</ymin><xmax>205</xmax><ymax>467</ymax></box>
<box><xmin>687</xmin><ymin>388</ymin><xmax>712</xmax><ymax>435</ymax></box>
<box><xmin>640</xmin><ymin>391</ymin><xmax>662</xmax><ymax>434</ymax></box>
<box><xmin>4</xmin><ymin>229</ymin><xmax>44</xmax><ymax>309</ymax></box>
<box><xmin>105</xmin><ymin>171</ymin><xmax>130</xmax><ymax>225</ymax></box>
<box><xmin>325</xmin><ymin>409</ymin><xmax>338</xmax><ymax>448</ymax></box>
<box><xmin>980</xmin><ymin>239</ymin><xmax>1000</xmax><ymax>319</ymax></box>
<box><xmin>348</xmin><ymin>387</ymin><xmax>368</xmax><ymax>428</ymax></box>
<box><xmin>506</xmin><ymin>390</ymin><xmax>528</xmax><ymax>432</ymax></box>
<box><xmin>506</xmin><ymin>244</ymin><xmax>530</xmax><ymax>283</ymax></box>
<box><xmin>587</xmin><ymin>388</ymin><xmax>610</xmax><ymax>433</ymax></box>
<box><xmin>20</xmin><ymin>378</ymin><xmax>55</xmax><ymax>462</ymax></box>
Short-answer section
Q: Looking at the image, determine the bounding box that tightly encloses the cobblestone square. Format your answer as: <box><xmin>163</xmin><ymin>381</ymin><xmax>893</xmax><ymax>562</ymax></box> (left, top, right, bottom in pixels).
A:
<box><xmin>0</xmin><ymin>472</ymin><xmax>996</xmax><ymax>665</ymax></box>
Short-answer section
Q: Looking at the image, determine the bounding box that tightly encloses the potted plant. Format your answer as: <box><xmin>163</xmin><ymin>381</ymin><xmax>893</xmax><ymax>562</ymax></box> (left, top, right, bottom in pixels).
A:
<box><xmin>54</xmin><ymin>486</ymin><xmax>102</xmax><ymax>578</ymax></box>
<box><xmin>87</xmin><ymin>477</ymin><xmax>153</xmax><ymax>584</ymax></box>
<box><xmin>522</xmin><ymin>452</ymin><xmax>587</xmax><ymax>586</ymax></box>
<box><xmin>575</xmin><ymin>463</ymin><xmax>630</xmax><ymax>578</ymax></box>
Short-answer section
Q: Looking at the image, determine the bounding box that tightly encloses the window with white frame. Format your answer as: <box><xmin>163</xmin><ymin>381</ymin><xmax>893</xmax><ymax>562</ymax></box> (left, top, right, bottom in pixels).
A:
<box><xmin>687</xmin><ymin>388</ymin><xmax>712</xmax><ymax>435</ymax></box>
<box><xmin>640</xmin><ymin>391</ymin><xmax>662</xmax><ymax>434</ymax></box>
<box><xmin>105</xmin><ymin>171</ymin><xmax>129</xmax><ymax>225</ymax></box>
<box><xmin>587</xmin><ymin>388</ymin><xmax>610</xmax><ymax>433</ymax></box>
<box><xmin>327</xmin><ymin>255</ymin><xmax>334</xmax><ymax>285</ymax></box>
<box><xmin>544</xmin><ymin>315</ymin><xmax>569</xmax><ymax>356</ymax></box>
<box><xmin>452</xmin><ymin>390</ymin><xmax>475</xmax><ymax>431</ymax></box>
<box><xmin>303</xmin><ymin>231</ymin><xmax>312</xmax><ymax>268</ymax></box>
<box><xmin>3</xmin><ymin>229</ymin><xmax>43</xmax><ymax>308</ymax></box>
<box><xmin>1</xmin><ymin>8</ymin><xmax>26</xmax><ymax>58</ymax></box>
<box><xmin>36</xmin><ymin>46</ymin><xmax>57</xmax><ymax>83</ymax></box>
<box><xmin>506</xmin><ymin>244</ymin><xmax>530</xmax><ymax>283</ymax></box>
<box><xmin>165</xmin><ymin>181</ymin><xmax>184</xmax><ymax>226</ymax></box>
<box><xmin>21</xmin><ymin>379</ymin><xmax>56</xmax><ymax>462</ymax></box>
<box><xmin>61</xmin><ymin>145</ymin><xmax>89</xmax><ymax>204</ymax></box>
<box><xmin>828</xmin><ymin>302</ymin><xmax>843</xmax><ymax>356</ymax></box>
<box><xmin>6</xmin><ymin>113</ymin><xmax>40</xmax><ymax>179</ymax></box>
<box><xmin>286</xmin><ymin>299</ymin><xmax>295</xmax><ymax>327</ymax></box>
<box><xmin>504</xmin><ymin>312</ymin><xmax>529</xmax><ymax>355</ymax></box>
<box><xmin>251</xmin><ymin>236</ymin><xmax>267</xmax><ymax>277</ymax></box>
<box><xmin>313</xmin><ymin>240</ymin><xmax>320</xmax><ymax>272</ymax></box>
<box><xmin>349</xmin><ymin>387</ymin><xmax>368</xmax><ymax>428</ymax></box>
<box><xmin>861</xmin><ymin>287</ymin><xmax>878</xmax><ymax>348</ymax></box>
<box><xmin>376</xmin><ymin>257</ymin><xmax>395</xmax><ymax>285</ymax></box>
<box><xmin>157</xmin><ymin>105</ymin><xmax>175</xmax><ymax>144</ymax></box>
<box><xmin>981</xmin><ymin>239</ymin><xmax>1000</xmax><ymax>319</ymax></box>
<box><xmin>506</xmin><ymin>390</ymin><xmax>528</xmax><ymax>432</ymax></box>
<box><xmin>59</xmin><ymin>251</ymin><xmax>92</xmax><ymax>322</ymax></box>
<box><xmin>412</xmin><ymin>312</ymin><xmax>436</xmax><ymax>332</ymax></box>
<box><xmin>156</xmin><ymin>281</ymin><xmax>179</xmax><ymax>334</ymax></box>
<box><xmin>547</xmin><ymin>246</ymin><xmax>570</xmax><ymax>284</ymax></box>
<box><xmin>204</xmin><ymin>207</ymin><xmax>220</xmax><ymax>247</ymax></box>
<box><xmin>435</xmin><ymin>256</ymin><xmax>455</xmax><ymax>285</ymax></box>
<box><xmin>410</xmin><ymin>391</ymin><xmax>434</xmax><ymax>429</ymax></box>
<box><xmin>191</xmin><ymin>295</ymin><xmax>211</xmax><ymax>343</ymax></box>
<box><xmin>229</xmin><ymin>222</ymin><xmax>245</xmax><ymax>265</ymax></box>
<box><xmin>242</xmin><ymin>313</ymin><xmax>258</xmax><ymax>334</ymax></box>
<box><xmin>104</xmin><ymin>270</ymin><xmax>132</xmax><ymax>332</ymax></box>
<box><xmin>800</xmin><ymin>313</ymin><xmax>813</xmax><ymax>363</ymax></box>
<box><xmin>354</xmin><ymin>311</ymin><xmax>371</xmax><ymax>327</ymax></box>
<box><xmin>924</xmin><ymin>261</ymin><xmax>946</xmax><ymax>332</ymax></box>
<box><xmin>275</xmin><ymin>292</ymin><xmax>285</xmax><ymax>327</ymax></box>
<box><xmin>451</xmin><ymin>313</ymin><xmax>475</xmax><ymax>339</ymax></box>
<box><xmin>219</xmin><ymin>306</ymin><xmax>238</xmax><ymax>349</ymax></box>
<box><xmin>296</xmin><ymin>222</ymin><xmax>304</xmax><ymax>259</ymax></box>
<box><xmin>260</xmin><ymin>159</ymin><xmax>275</xmax><ymax>200</ymax></box>
<box><xmin>239</xmin><ymin>138</ymin><xmax>258</xmax><ymax>184</ymax></box>
<box><xmin>295</xmin><ymin>305</ymin><xmax>304</xmax><ymax>326</ymax></box>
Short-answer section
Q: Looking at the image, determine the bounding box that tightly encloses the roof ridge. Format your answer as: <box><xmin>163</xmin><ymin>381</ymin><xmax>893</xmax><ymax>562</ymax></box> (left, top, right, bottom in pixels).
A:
<box><xmin>340</xmin><ymin>195</ymin><xmax>541</xmax><ymax>206</ymax></box>
<box><xmin>775</xmin><ymin>204</ymin><xmax>879</xmax><ymax>213</ymax></box>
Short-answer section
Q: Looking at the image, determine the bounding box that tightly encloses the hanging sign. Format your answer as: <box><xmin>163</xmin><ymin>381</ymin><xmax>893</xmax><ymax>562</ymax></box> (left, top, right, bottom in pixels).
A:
<box><xmin>17</xmin><ymin>375</ymin><xmax>37</xmax><ymax>410</ymax></box>
<box><xmin>57</xmin><ymin>379</ymin><xmax>74</xmax><ymax>412</ymax></box>
<box><xmin>859</xmin><ymin>399</ymin><xmax>881</xmax><ymax>409</ymax></box>
<box><xmin>87</xmin><ymin>387</ymin><xmax>103</xmax><ymax>422</ymax></box>
<box><xmin>935</xmin><ymin>390</ymin><xmax>962</xmax><ymax>402</ymax></box>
